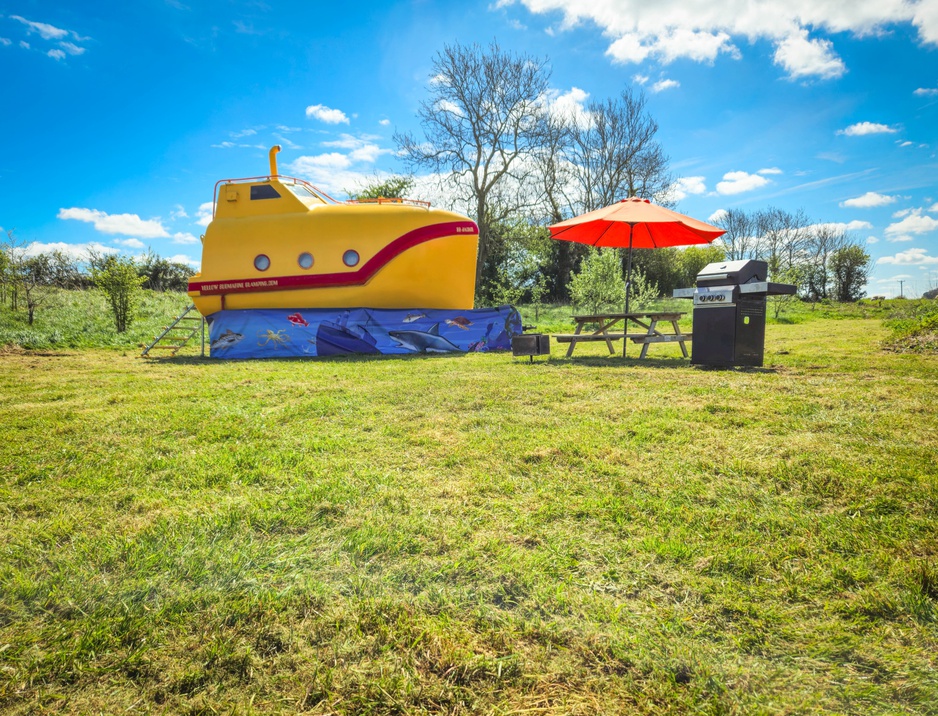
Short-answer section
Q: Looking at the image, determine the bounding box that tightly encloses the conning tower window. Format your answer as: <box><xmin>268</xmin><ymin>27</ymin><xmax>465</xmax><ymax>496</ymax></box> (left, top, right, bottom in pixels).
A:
<box><xmin>254</xmin><ymin>254</ymin><xmax>270</xmax><ymax>271</ymax></box>
<box><xmin>250</xmin><ymin>184</ymin><xmax>281</xmax><ymax>200</ymax></box>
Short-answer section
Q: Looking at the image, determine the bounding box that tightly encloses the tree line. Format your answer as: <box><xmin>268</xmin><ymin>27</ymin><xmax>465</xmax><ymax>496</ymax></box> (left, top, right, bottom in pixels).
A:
<box><xmin>362</xmin><ymin>41</ymin><xmax>873</xmax><ymax>310</ymax></box>
<box><xmin>1</xmin><ymin>230</ymin><xmax>194</xmax><ymax>330</ymax></box>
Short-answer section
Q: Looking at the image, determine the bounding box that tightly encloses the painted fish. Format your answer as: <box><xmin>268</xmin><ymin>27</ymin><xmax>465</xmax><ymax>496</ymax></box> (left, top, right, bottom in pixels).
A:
<box><xmin>211</xmin><ymin>329</ymin><xmax>243</xmax><ymax>351</ymax></box>
<box><xmin>389</xmin><ymin>323</ymin><xmax>463</xmax><ymax>353</ymax></box>
<box><xmin>286</xmin><ymin>312</ymin><xmax>309</xmax><ymax>327</ymax></box>
<box><xmin>402</xmin><ymin>313</ymin><xmax>426</xmax><ymax>323</ymax></box>
<box><xmin>445</xmin><ymin>316</ymin><xmax>472</xmax><ymax>330</ymax></box>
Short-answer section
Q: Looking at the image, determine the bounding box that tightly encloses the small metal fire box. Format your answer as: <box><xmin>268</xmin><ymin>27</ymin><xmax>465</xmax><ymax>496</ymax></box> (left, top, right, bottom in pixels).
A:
<box><xmin>512</xmin><ymin>334</ymin><xmax>551</xmax><ymax>362</ymax></box>
<box><xmin>674</xmin><ymin>259</ymin><xmax>796</xmax><ymax>367</ymax></box>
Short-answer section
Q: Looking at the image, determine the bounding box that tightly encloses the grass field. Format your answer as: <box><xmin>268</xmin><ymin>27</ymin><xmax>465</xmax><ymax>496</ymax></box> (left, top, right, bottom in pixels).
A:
<box><xmin>1</xmin><ymin>309</ymin><xmax>937</xmax><ymax>713</ymax></box>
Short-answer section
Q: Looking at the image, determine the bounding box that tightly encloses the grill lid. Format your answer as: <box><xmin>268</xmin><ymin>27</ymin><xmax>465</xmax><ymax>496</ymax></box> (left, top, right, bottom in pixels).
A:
<box><xmin>696</xmin><ymin>259</ymin><xmax>766</xmax><ymax>287</ymax></box>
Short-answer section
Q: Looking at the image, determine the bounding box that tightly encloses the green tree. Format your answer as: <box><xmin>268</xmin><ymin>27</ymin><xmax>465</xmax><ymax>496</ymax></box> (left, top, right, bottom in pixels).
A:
<box><xmin>0</xmin><ymin>241</ymin><xmax>11</xmax><ymax>307</ymax></box>
<box><xmin>677</xmin><ymin>245</ymin><xmax>725</xmax><ymax>288</ymax></box>
<box><xmin>138</xmin><ymin>249</ymin><xmax>195</xmax><ymax>292</ymax></box>
<box><xmin>829</xmin><ymin>245</ymin><xmax>872</xmax><ymax>302</ymax></box>
<box><xmin>347</xmin><ymin>175</ymin><xmax>415</xmax><ymax>201</ymax></box>
<box><xmin>478</xmin><ymin>219</ymin><xmax>552</xmax><ymax>306</ymax></box>
<box><xmin>92</xmin><ymin>255</ymin><xmax>147</xmax><ymax>332</ymax></box>
<box><xmin>568</xmin><ymin>248</ymin><xmax>625</xmax><ymax>315</ymax></box>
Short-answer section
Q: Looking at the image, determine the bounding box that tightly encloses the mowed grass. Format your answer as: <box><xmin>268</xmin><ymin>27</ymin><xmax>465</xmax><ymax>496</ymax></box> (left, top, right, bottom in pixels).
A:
<box><xmin>1</xmin><ymin>319</ymin><xmax>936</xmax><ymax>714</ymax></box>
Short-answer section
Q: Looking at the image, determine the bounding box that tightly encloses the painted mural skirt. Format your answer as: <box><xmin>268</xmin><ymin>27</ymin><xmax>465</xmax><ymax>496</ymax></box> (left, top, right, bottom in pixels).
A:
<box><xmin>206</xmin><ymin>306</ymin><xmax>522</xmax><ymax>359</ymax></box>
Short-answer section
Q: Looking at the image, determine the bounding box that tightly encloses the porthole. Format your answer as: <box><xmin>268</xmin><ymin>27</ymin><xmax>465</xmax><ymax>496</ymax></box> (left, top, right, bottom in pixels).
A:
<box><xmin>343</xmin><ymin>250</ymin><xmax>360</xmax><ymax>267</ymax></box>
<box><xmin>298</xmin><ymin>252</ymin><xmax>314</xmax><ymax>269</ymax></box>
<box><xmin>254</xmin><ymin>254</ymin><xmax>270</xmax><ymax>271</ymax></box>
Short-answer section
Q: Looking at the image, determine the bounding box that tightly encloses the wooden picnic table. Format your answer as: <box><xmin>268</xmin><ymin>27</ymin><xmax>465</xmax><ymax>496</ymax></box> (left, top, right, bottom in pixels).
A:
<box><xmin>554</xmin><ymin>312</ymin><xmax>691</xmax><ymax>359</ymax></box>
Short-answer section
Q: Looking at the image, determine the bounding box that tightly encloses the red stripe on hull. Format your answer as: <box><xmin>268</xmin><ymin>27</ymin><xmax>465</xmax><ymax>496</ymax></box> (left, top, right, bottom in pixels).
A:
<box><xmin>188</xmin><ymin>221</ymin><xmax>477</xmax><ymax>296</ymax></box>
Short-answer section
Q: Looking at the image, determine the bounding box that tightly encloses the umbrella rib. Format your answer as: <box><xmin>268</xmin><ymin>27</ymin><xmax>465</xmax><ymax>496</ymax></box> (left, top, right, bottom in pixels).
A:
<box><xmin>592</xmin><ymin>221</ymin><xmax>618</xmax><ymax>246</ymax></box>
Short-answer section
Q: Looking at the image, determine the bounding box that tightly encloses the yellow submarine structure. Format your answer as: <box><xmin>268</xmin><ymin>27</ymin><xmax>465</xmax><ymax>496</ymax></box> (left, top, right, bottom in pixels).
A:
<box><xmin>188</xmin><ymin>146</ymin><xmax>479</xmax><ymax>316</ymax></box>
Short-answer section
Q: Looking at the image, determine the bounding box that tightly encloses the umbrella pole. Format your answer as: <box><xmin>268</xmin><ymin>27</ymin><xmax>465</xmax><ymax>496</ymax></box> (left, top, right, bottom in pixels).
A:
<box><xmin>623</xmin><ymin>234</ymin><xmax>634</xmax><ymax>358</ymax></box>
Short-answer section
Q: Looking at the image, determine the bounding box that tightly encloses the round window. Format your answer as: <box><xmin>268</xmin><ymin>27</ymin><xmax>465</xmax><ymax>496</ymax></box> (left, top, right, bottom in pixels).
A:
<box><xmin>298</xmin><ymin>252</ymin><xmax>314</xmax><ymax>269</ymax></box>
<box><xmin>343</xmin><ymin>250</ymin><xmax>360</xmax><ymax>267</ymax></box>
<box><xmin>254</xmin><ymin>254</ymin><xmax>270</xmax><ymax>271</ymax></box>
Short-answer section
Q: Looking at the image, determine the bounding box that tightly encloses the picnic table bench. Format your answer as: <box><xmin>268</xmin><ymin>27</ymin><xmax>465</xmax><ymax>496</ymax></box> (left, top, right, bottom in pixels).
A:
<box><xmin>554</xmin><ymin>312</ymin><xmax>691</xmax><ymax>358</ymax></box>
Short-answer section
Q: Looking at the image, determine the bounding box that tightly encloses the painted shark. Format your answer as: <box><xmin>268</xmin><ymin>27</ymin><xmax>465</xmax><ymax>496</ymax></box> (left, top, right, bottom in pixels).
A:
<box><xmin>388</xmin><ymin>323</ymin><xmax>463</xmax><ymax>353</ymax></box>
<box><xmin>210</xmin><ymin>329</ymin><xmax>243</xmax><ymax>351</ymax></box>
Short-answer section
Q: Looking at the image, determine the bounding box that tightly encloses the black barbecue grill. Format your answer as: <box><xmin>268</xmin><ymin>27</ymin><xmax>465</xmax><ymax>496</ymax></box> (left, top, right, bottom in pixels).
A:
<box><xmin>673</xmin><ymin>259</ymin><xmax>796</xmax><ymax>367</ymax></box>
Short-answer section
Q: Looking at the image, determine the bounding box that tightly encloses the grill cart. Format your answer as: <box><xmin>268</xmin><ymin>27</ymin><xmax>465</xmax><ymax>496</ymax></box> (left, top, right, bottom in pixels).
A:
<box><xmin>673</xmin><ymin>260</ymin><xmax>796</xmax><ymax>367</ymax></box>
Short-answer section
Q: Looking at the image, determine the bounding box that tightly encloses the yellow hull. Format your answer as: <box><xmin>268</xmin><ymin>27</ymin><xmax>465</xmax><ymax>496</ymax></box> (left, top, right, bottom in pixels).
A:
<box><xmin>188</xmin><ymin>164</ymin><xmax>478</xmax><ymax>317</ymax></box>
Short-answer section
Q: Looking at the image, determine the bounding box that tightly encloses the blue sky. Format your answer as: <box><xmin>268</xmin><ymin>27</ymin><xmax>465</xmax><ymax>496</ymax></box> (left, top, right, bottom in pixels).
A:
<box><xmin>2</xmin><ymin>0</ymin><xmax>937</xmax><ymax>298</ymax></box>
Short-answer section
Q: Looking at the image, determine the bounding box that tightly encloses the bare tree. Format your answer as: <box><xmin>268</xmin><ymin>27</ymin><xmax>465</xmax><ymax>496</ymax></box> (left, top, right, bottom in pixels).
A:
<box><xmin>395</xmin><ymin>42</ymin><xmax>550</xmax><ymax>290</ymax></box>
<box><xmin>755</xmin><ymin>207</ymin><xmax>811</xmax><ymax>277</ymax></box>
<box><xmin>2</xmin><ymin>230</ymin><xmax>55</xmax><ymax>325</ymax></box>
<box><xmin>568</xmin><ymin>90</ymin><xmax>671</xmax><ymax>212</ymax></box>
<box><xmin>804</xmin><ymin>225</ymin><xmax>848</xmax><ymax>302</ymax></box>
<box><xmin>714</xmin><ymin>209</ymin><xmax>759</xmax><ymax>261</ymax></box>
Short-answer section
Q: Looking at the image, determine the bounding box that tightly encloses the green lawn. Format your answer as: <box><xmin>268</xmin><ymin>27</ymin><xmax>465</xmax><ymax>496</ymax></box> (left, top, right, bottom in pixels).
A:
<box><xmin>1</xmin><ymin>317</ymin><xmax>936</xmax><ymax>714</ymax></box>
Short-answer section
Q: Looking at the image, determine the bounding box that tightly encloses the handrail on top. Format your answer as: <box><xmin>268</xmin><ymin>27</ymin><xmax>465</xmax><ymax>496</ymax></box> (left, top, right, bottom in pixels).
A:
<box><xmin>210</xmin><ymin>175</ymin><xmax>432</xmax><ymax>220</ymax></box>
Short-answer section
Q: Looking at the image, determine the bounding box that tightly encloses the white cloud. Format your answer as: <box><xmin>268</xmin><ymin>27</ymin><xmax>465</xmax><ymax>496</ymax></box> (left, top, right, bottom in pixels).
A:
<box><xmin>606</xmin><ymin>28</ymin><xmax>737</xmax><ymax>66</ymax></box>
<box><xmin>436</xmin><ymin>99</ymin><xmax>465</xmax><ymax>116</ymax></box>
<box><xmin>291</xmin><ymin>153</ymin><xmax>352</xmax><ymax>171</ymax></box>
<box><xmin>893</xmin><ymin>208</ymin><xmax>913</xmax><ymax>218</ymax></box>
<box><xmin>651</xmin><ymin>78</ymin><xmax>679</xmax><ymax>92</ymax></box>
<box><xmin>887</xmin><ymin>234</ymin><xmax>914</xmax><ymax>243</ymax></box>
<box><xmin>10</xmin><ymin>16</ymin><xmax>69</xmax><ymax>40</ymax></box>
<box><xmin>305</xmin><ymin>104</ymin><xmax>349</xmax><ymax>124</ymax></box>
<box><xmin>866</xmin><ymin>236</ymin><xmax>879</xmax><ymax>245</ymax></box>
<box><xmin>173</xmin><ymin>232</ymin><xmax>199</xmax><ymax>245</ymax></box>
<box><xmin>321</xmin><ymin>133</ymin><xmax>381</xmax><ymax>150</ymax></box>
<box><xmin>0</xmin><ymin>38</ymin><xmax>11</xmax><ymax>47</ymax></box>
<box><xmin>114</xmin><ymin>238</ymin><xmax>146</xmax><ymax>249</ymax></box>
<box><xmin>499</xmin><ymin>1</ymin><xmax>933</xmax><ymax>79</ymax></box>
<box><xmin>196</xmin><ymin>202</ymin><xmax>214</xmax><ymax>227</ymax></box>
<box><xmin>545</xmin><ymin>86</ymin><xmax>591</xmax><ymax>127</ymax></box>
<box><xmin>773</xmin><ymin>28</ymin><xmax>845</xmax><ymax>79</ymax></box>
<box><xmin>809</xmin><ymin>220</ymin><xmax>874</xmax><ymax>234</ymax></box>
<box><xmin>668</xmin><ymin>176</ymin><xmax>706</xmax><ymax>202</ymax></box>
<box><xmin>840</xmin><ymin>191</ymin><xmax>898</xmax><ymax>208</ymax></box>
<box><xmin>838</xmin><ymin>122</ymin><xmax>898</xmax><ymax>136</ymax></box>
<box><xmin>885</xmin><ymin>208</ymin><xmax>938</xmax><ymax>237</ymax></box>
<box><xmin>168</xmin><ymin>254</ymin><xmax>200</xmax><ymax>269</ymax></box>
<box><xmin>758</xmin><ymin>167</ymin><xmax>782</xmax><ymax>175</ymax></box>
<box><xmin>379</xmin><ymin>119</ymin><xmax>391</xmax><ymax>126</ymax></box>
<box><xmin>708</xmin><ymin>209</ymin><xmax>728</xmax><ymax>223</ymax></box>
<box><xmin>716</xmin><ymin>170</ymin><xmax>769</xmax><ymax>195</ymax></box>
<box><xmin>21</xmin><ymin>241</ymin><xmax>117</xmax><ymax>261</ymax></box>
<box><xmin>930</xmin><ymin>203</ymin><xmax>938</xmax><ymax>213</ymax></box>
<box><xmin>171</xmin><ymin>205</ymin><xmax>189</xmax><ymax>220</ymax></box>
<box><xmin>58</xmin><ymin>41</ymin><xmax>85</xmax><ymax>56</ymax></box>
<box><xmin>914</xmin><ymin>87</ymin><xmax>938</xmax><ymax>97</ymax></box>
<box><xmin>58</xmin><ymin>207</ymin><xmax>169</xmax><ymax>238</ymax></box>
<box><xmin>633</xmin><ymin>74</ymin><xmax>649</xmax><ymax>85</ymax></box>
<box><xmin>878</xmin><ymin>248</ymin><xmax>938</xmax><ymax>266</ymax></box>
<box><xmin>19</xmin><ymin>41</ymin><xmax>30</xmax><ymax>50</ymax></box>
<box><xmin>349</xmin><ymin>144</ymin><xmax>391</xmax><ymax>163</ymax></box>
<box><xmin>47</xmin><ymin>49</ymin><xmax>65</xmax><ymax>60</ymax></box>
<box><xmin>231</xmin><ymin>128</ymin><xmax>257</xmax><ymax>138</ymax></box>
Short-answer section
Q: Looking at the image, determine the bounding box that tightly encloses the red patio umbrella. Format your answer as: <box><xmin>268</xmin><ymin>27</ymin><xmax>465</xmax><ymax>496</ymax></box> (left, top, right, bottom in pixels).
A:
<box><xmin>550</xmin><ymin>197</ymin><xmax>726</xmax><ymax>355</ymax></box>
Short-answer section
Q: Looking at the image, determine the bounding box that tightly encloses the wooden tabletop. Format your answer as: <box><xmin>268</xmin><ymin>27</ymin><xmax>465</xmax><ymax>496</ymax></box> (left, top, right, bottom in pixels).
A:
<box><xmin>572</xmin><ymin>312</ymin><xmax>686</xmax><ymax>321</ymax></box>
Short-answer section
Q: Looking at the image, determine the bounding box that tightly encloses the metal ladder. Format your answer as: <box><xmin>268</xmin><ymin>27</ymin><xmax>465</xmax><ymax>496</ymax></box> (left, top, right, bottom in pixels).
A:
<box><xmin>141</xmin><ymin>304</ymin><xmax>205</xmax><ymax>357</ymax></box>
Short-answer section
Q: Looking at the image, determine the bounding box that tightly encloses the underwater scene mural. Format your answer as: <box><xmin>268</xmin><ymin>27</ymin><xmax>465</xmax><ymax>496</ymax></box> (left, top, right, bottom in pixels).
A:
<box><xmin>206</xmin><ymin>306</ymin><xmax>523</xmax><ymax>359</ymax></box>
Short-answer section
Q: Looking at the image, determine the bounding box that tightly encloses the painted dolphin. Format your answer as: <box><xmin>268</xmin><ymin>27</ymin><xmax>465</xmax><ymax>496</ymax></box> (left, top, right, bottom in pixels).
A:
<box><xmin>388</xmin><ymin>323</ymin><xmax>463</xmax><ymax>353</ymax></box>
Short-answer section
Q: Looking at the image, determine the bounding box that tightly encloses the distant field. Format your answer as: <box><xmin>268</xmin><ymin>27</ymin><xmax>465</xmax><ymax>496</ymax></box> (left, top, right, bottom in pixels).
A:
<box><xmin>1</xmin><ymin>313</ymin><xmax>937</xmax><ymax>714</ymax></box>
